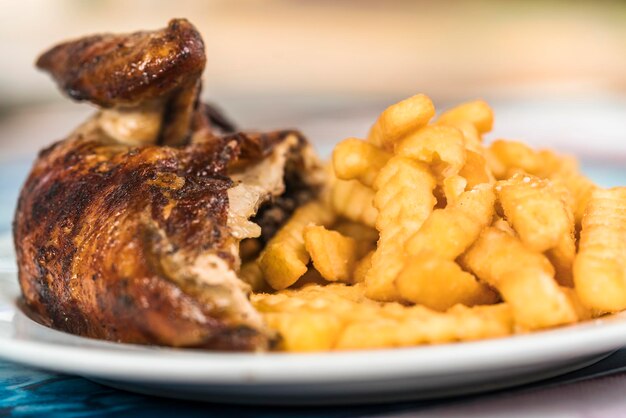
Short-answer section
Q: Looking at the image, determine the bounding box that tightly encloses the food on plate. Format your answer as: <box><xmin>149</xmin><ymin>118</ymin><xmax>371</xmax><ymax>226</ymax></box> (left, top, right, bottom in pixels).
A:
<box><xmin>15</xmin><ymin>19</ymin><xmax>325</xmax><ymax>350</ymax></box>
<box><xmin>574</xmin><ymin>188</ymin><xmax>626</xmax><ymax>312</ymax></box>
<box><xmin>252</xmin><ymin>284</ymin><xmax>513</xmax><ymax>351</ymax></box>
<box><xmin>14</xmin><ymin>19</ymin><xmax>626</xmax><ymax>353</ymax></box>
<box><xmin>253</xmin><ymin>93</ymin><xmax>625</xmax><ymax>350</ymax></box>
<box><xmin>303</xmin><ymin>225</ymin><xmax>357</xmax><ymax>283</ymax></box>
<box><xmin>258</xmin><ymin>202</ymin><xmax>335</xmax><ymax>291</ymax></box>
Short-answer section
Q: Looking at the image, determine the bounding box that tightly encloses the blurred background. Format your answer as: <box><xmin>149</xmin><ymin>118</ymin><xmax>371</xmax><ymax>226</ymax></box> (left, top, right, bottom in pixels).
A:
<box><xmin>2</xmin><ymin>0</ymin><xmax>626</xmax><ymax>105</ymax></box>
<box><xmin>1</xmin><ymin>0</ymin><xmax>625</xmax><ymax>147</ymax></box>
<box><xmin>0</xmin><ymin>0</ymin><xmax>624</xmax><ymax>225</ymax></box>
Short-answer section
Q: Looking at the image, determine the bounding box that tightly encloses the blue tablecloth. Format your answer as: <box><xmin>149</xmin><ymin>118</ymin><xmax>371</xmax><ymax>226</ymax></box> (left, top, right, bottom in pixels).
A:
<box><xmin>3</xmin><ymin>350</ymin><xmax>626</xmax><ymax>418</ymax></box>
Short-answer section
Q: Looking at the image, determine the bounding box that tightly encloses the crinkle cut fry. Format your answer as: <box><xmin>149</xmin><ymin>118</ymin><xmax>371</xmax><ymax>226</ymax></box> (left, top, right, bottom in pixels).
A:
<box><xmin>332</xmin><ymin>138</ymin><xmax>392</xmax><ymax>187</ymax></box>
<box><xmin>496</xmin><ymin>173</ymin><xmax>572</xmax><ymax>253</ymax></box>
<box><xmin>395</xmin><ymin>124</ymin><xmax>466</xmax><ymax>178</ymax></box>
<box><xmin>304</xmin><ymin>225</ymin><xmax>357</xmax><ymax>283</ymax></box>
<box><xmin>488</xmin><ymin>139</ymin><xmax>597</xmax><ymax>228</ymax></box>
<box><xmin>496</xmin><ymin>173</ymin><xmax>576</xmax><ymax>286</ymax></box>
<box><xmin>367</xmin><ymin>94</ymin><xmax>435</xmax><ymax>150</ymax></box>
<box><xmin>253</xmin><ymin>284</ymin><xmax>513</xmax><ymax>351</ymax></box>
<box><xmin>461</xmin><ymin>227</ymin><xmax>578</xmax><ymax>330</ymax></box>
<box><xmin>436</xmin><ymin>100</ymin><xmax>494</xmax><ymax>135</ymax></box>
<box><xmin>259</xmin><ymin>201</ymin><xmax>336</xmax><ymax>290</ymax></box>
<box><xmin>336</xmin><ymin>303</ymin><xmax>513</xmax><ymax>350</ymax></box>
<box><xmin>406</xmin><ymin>184</ymin><xmax>495</xmax><ymax>259</ymax></box>
<box><xmin>574</xmin><ymin>187</ymin><xmax>626</xmax><ymax>312</ymax></box>
<box><xmin>329</xmin><ymin>177</ymin><xmax>378</xmax><ymax>228</ymax></box>
<box><xmin>397</xmin><ymin>184</ymin><xmax>498</xmax><ymax>309</ymax></box>
<box><xmin>396</xmin><ymin>256</ymin><xmax>499</xmax><ymax>310</ymax></box>
<box><xmin>365</xmin><ymin>157</ymin><xmax>436</xmax><ymax>301</ymax></box>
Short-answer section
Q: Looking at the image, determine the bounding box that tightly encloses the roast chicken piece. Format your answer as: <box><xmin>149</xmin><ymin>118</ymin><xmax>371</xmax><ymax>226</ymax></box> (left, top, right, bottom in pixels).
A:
<box><xmin>14</xmin><ymin>19</ymin><xmax>324</xmax><ymax>350</ymax></box>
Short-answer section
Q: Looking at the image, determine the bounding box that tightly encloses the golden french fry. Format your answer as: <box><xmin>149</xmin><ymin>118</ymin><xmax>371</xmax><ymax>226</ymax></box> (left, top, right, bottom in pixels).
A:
<box><xmin>492</xmin><ymin>217</ymin><xmax>516</xmax><ymax>236</ymax></box>
<box><xmin>329</xmin><ymin>178</ymin><xmax>378</xmax><ymax>228</ymax></box>
<box><xmin>461</xmin><ymin>227</ymin><xmax>577</xmax><ymax>330</ymax></box>
<box><xmin>459</xmin><ymin>150</ymin><xmax>494</xmax><ymax>188</ymax></box>
<box><xmin>574</xmin><ymin>188</ymin><xmax>626</xmax><ymax>312</ymax></box>
<box><xmin>442</xmin><ymin>175</ymin><xmax>467</xmax><ymax>206</ymax></box>
<box><xmin>255</xmin><ymin>283</ymin><xmax>510</xmax><ymax>351</ymax></box>
<box><xmin>336</xmin><ymin>303</ymin><xmax>512</xmax><ymax>349</ymax></box>
<box><xmin>263</xmin><ymin>312</ymin><xmax>342</xmax><ymax>352</ymax></box>
<box><xmin>259</xmin><ymin>201</ymin><xmax>336</xmax><ymax>290</ymax></box>
<box><xmin>364</xmin><ymin>232</ymin><xmax>406</xmax><ymax>301</ymax></box>
<box><xmin>485</xmin><ymin>148</ymin><xmax>508</xmax><ymax>180</ymax></box>
<box><xmin>488</xmin><ymin>140</ymin><xmax>565</xmax><ymax>179</ymax></box>
<box><xmin>332</xmin><ymin>138</ymin><xmax>391</xmax><ymax>187</ymax></box>
<box><xmin>561</xmin><ymin>286</ymin><xmax>594</xmax><ymax>321</ymax></box>
<box><xmin>496</xmin><ymin>173</ymin><xmax>572</xmax><ymax>253</ymax></box>
<box><xmin>395</xmin><ymin>125</ymin><xmax>466</xmax><ymax>178</ymax></box>
<box><xmin>449</xmin><ymin>304</ymin><xmax>514</xmax><ymax>341</ymax></box>
<box><xmin>372</xmin><ymin>157</ymin><xmax>436</xmax><ymax>232</ymax></box>
<box><xmin>353</xmin><ymin>250</ymin><xmax>374</xmax><ymax>283</ymax></box>
<box><xmin>396</xmin><ymin>255</ymin><xmax>498</xmax><ymax>311</ymax></box>
<box><xmin>546</xmin><ymin>233</ymin><xmax>576</xmax><ymax>287</ymax></box>
<box><xmin>437</xmin><ymin>100</ymin><xmax>494</xmax><ymax>134</ymax></box>
<box><xmin>550</xmin><ymin>164</ymin><xmax>597</xmax><ymax>227</ymax></box>
<box><xmin>304</xmin><ymin>225</ymin><xmax>357</xmax><ymax>283</ymax></box>
<box><xmin>453</xmin><ymin>120</ymin><xmax>485</xmax><ymax>153</ymax></box>
<box><xmin>366</xmin><ymin>157</ymin><xmax>437</xmax><ymax>301</ymax></box>
<box><xmin>368</xmin><ymin>94</ymin><xmax>435</xmax><ymax>150</ymax></box>
<box><xmin>406</xmin><ymin>184</ymin><xmax>496</xmax><ymax>259</ymax></box>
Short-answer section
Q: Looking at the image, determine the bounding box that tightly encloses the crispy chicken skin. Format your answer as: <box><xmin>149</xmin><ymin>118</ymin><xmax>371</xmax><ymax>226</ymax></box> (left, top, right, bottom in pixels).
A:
<box><xmin>14</xmin><ymin>19</ymin><xmax>323</xmax><ymax>350</ymax></box>
<box><xmin>36</xmin><ymin>18</ymin><xmax>205</xmax><ymax>108</ymax></box>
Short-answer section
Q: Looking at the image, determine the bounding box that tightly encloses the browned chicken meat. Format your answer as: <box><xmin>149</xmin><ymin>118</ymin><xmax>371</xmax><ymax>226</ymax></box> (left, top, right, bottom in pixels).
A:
<box><xmin>14</xmin><ymin>19</ymin><xmax>324</xmax><ymax>350</ymax></box>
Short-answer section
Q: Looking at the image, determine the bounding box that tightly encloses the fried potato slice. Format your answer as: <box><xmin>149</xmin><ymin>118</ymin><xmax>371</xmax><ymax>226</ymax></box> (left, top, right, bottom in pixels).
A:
<box><xmin>366</xmin><ymin>157</ymin><xmax>437</xmax><ymax>301</ymax></box>
<box><xmin>372</xmin><ymin>157</ymin><xmax>437</xmax><ymax>232</ymax></box>
<box><xmin>396</xmin><ymin>255</ymin><xmax>498</xmax><ymax>311</ymax></box>
<box><xmin>254</xmin><ymin>284</ymin><xmax>512</xmax><ymax>350</ymax></box>
<box><xmin>304</xmin><ymin>225</ymin><xmax>357</xmax><ymax>283</ymax></box>
<box><xmin>488</xmin><ymin>140</ymin><xmax>565</xmax><ymax>179</ymax></box>
<box><xmin>546</xmin><ymin>233</ymin><xmax>576</xmax><ymax>287</ymax></box>
<box><xmin>441</xmin><ymin>175</ymin><xmax>467</xmax><ymax>206</ymax></box>
<box><xmin>561</xmin><ymin>286</ymin><xmax>594</xmax><ymax>321</ymax></box>
<box><xmin>493</xmin><ymin>150</ymin><xmax>594</xmax><ymax>230</ymax></box>
<box><xmin>395</xmin><ymin>125</ymin><xmax>466</xmax><ymax>178</ymax></box>
<box><xmin>263</xmin><ymin>312</ymin><xmax>343</xmax><ymax>352</ymax></box>
<box><xmin>574</xmin><ymin>188</ymin><xmax>626</xmax><ymax>312</ymax></box>
<box><xmin>459</xmin><ymin>150</ymin><xmax>494</xmax><ymax>188</ymax></box>
<box><xmin>329</xmin><ymin>178</ymin><xmax>378</xmax><ymax>228</ymax></box>
<box><xmin>398</xmin><ymin>185</ymin><xmax>496</xmax><ymax>308</ymax></box>
<box><xmin>461</xmin><ymin>227</ymin><xmax>577</xmax><ymax>330</ymax></box>
<box><xmin>496</xmin><ymin>173</ymin><xmax>573</xmax><ymax>253</ymax></box>
<box><xmin>259</xmin><ymin>201</ymin><xmax>336</xmax><ymax>290</ymax></box>
<box><xmin>368</xmin><ymin>94</ymin><xmax>435</xmax><ymax>150</ymax></box>
<box><xmin>550</xmin><ymin>163</ymin><xmax>598</xmax><ymax>227</ymax></box>
<box><xmin>336</xmin><ymin>303</ymin><xmax>512</xmax><ymax>349</ymax></box>
<box><xmin>332</xmin><ymin>138</ymin><xmax>391</xmax><ymax>187</ymax></box>
<box><xmin>453</xmin><ymin>120</ymin><xmax>485</xmax><ymax>154</ymax></box>
<box><xmin>353</xmin><ymin>250</ymin><xmax>374</xmax><ymax>284</ymax></box>
<box><xmin>437</xmin><ymin>100</ymin><xmax>494</xmax><ymax>134</ymax></box>
<box><xmin>406</xmin><ymin>184</ymin><xmax>495</xmax><ymax>259</ymax></box>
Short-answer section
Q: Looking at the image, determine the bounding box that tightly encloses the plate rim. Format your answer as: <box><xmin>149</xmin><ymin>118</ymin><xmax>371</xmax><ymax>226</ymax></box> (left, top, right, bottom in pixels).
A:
<box><xmin>2</xmin><ymin>296</ymin><xmax>626</xmax><ymax>385</ymax></box>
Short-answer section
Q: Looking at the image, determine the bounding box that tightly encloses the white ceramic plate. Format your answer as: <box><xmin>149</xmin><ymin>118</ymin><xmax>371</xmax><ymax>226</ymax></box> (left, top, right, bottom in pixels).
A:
<box><xmin>1</xmin><ymin>97</ymin><xmax>626</xmax><ymax>405</ymax></box>
<box><xmin>0</xmin><ymin>254</ymin><xmax>624</xmax><ymax>405</ymax></box>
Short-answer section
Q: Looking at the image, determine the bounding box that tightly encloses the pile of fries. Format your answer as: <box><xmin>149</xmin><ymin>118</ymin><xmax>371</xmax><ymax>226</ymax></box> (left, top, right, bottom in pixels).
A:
<box><xmin>246</xmin><ymin>94</ymin><xmax>626</xmax><ymax>351</ymax></box>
